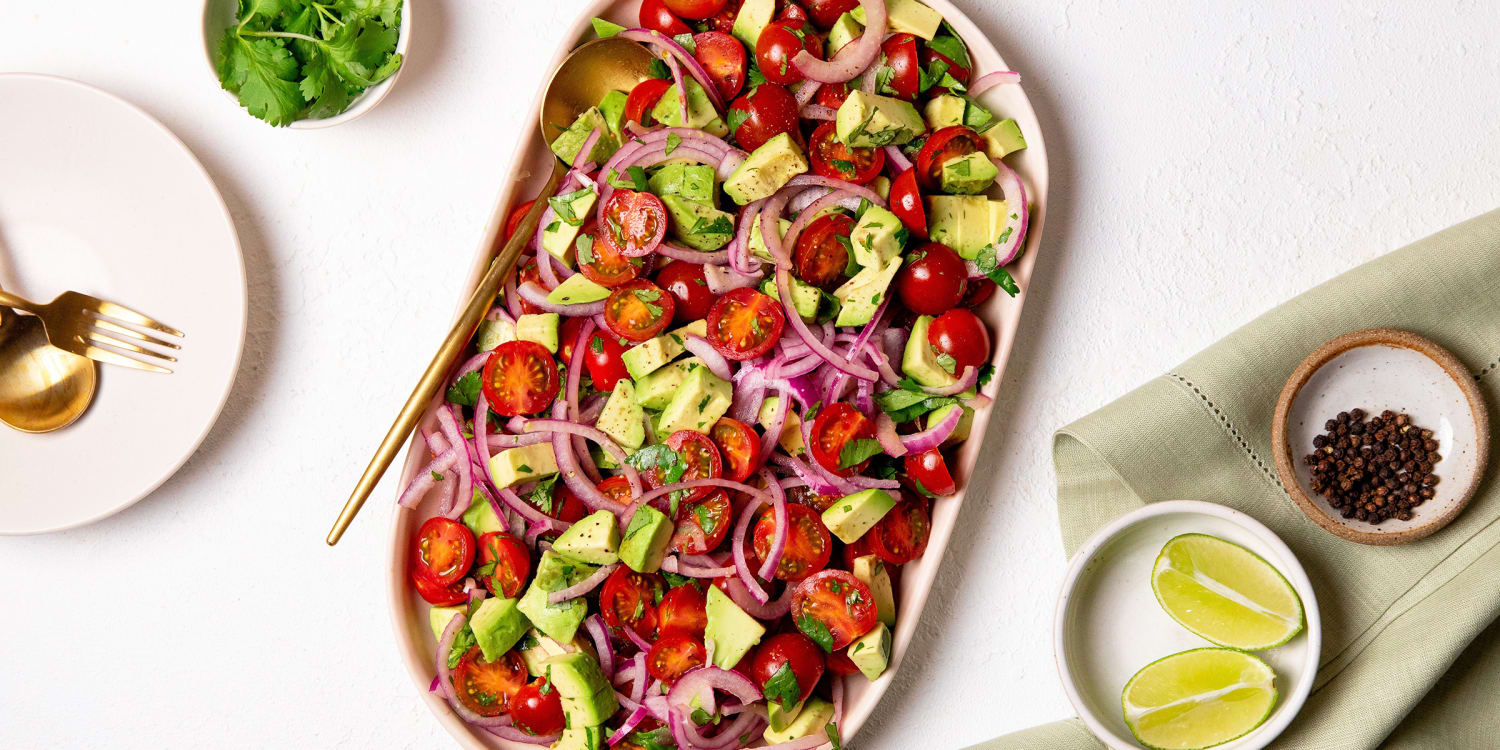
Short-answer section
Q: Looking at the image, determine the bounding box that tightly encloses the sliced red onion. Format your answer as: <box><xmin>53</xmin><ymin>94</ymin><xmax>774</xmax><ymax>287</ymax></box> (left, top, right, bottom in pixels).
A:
<box><xmin>969</xmin><ymin>70</ymin><xmax>1022</xmax><ymax>97</ymax></box>
<box><xmin>440</xmin><ymin>406</ymin><xmax>474</xmax><ymax>518</ymax></box>
<box><xmin>531</xmin><ymin>171</ymin><xmax>593</xmax><ymax>290</ymax></box>
<box><xmin>584</xmin><ymin>614</ymin><xmax>615</xmax><ymax>678</ymax></box>
<box><xmin>435</xmin><ymin>614</ymin><xmax>510</xmax><ymax>727</ymax></box>
<box><xmin>923</xmin><ymin>364</ymin><xmax>978</xmax><ymax>396</ymax></box>
<box><xmin>607</xmin><ymin>705</ymin><xmax>651</xmax><ymax>746</ymax></box>
<box><xmin>759</xmin><ymin>384</ymin><xmax>788</xmax><ymax>462</ymax></box>
<box><xmin>578</xmin><ymin>391</ymin><xmax>608</xmax><ymax>424</ymax></box>
<box><xmin>623</xmin><ymin>625</ymin><xmax>654</xmax><ymax>654</ymax></box>
<box><xmin>454</xmin><ymin>351</ymin><xmax>491</xmax><ymax>379</ymax></box>
<box><xmin>731</xmin><ymin>495</ymin><xmax>772</xmax><ymax>603</ymax></box>
<box><xmin>618</xmin><ymin>29</ymin><xmax>726</xmax><ymax>112</ymax></box>
<box><xmin>548</xmin><ymin>562</ymin><xmax>618</xmax><ymax>605</ymax></box>
<box><xmin>778</xmin><ymin>267</ymin><xmax>878</xmax><ymax>381</ymax></box>
<box><xmin>517</xmin><ymin>280</ymin><xmax>605</xmax><ymax>316</ymax></box>
<box><xmin>397</xmin><ymin>448</ymin><xmax>460</xmax><ymax>507</ymax></box>
<box><xmin>656</xmin><ymin>241</ymin><xmax>729</xmax><ymax>265</ymax></box>
<box><xmin>899</xmin><ymin>400</ymin><xmax>962</xmax><ymax>454</ymax></box>
<box><xmin>755</xmin><ymin>469</ymin><xmax>789</xmax><ymax>580</ymax></box>
<box><xmin>531</xmin><ymin>419</ymin><xmax>638</xmax><ymax>513</ymax></box>
<box><xmin>768</xmin><ymin>453</ymin><xmax>843</xmax><ymax>495</ymax></box>
<box><xmin>775</xmin><ymin>353</ymin><xmax>822</xmax><ymax>379</ymax></box>
<box><xmin>718</xmin><ymin>149</ymin><xmax>747</xmax><ymax>182</ymax></box>
<box><xmin>800</xmin><ymin>104</ymin><xmax>838</xmax><ymax>121</ymax></box>
<box><xmin>483</xmin><ymin>724</ymin><xmax>559</xmax><ymax>745</ymax></box>
<box><xmin>668</xmin><ymin>666</ymin><xmax>763</xmax><ymax>714</ymax></box>
<box><xmin>665</xmin><ymin>52</ymin><xmax>689</xmax><ymax>126</ymax></box>
<box><xmin>566</xmin><ymin>318</ymin><xmax>593</xmax><ymax>422</ymax></box>
<box><xmin>875</xmin><ymin>412</ymin><xmax>908</xmax><ymax>458</ymax></box>
<box><xmin>703</xmin><ymin>263</ymin><xmax>763</xmax><ymax>294</ymax></box>
<box><xmin>788</xmin><ymin>174</ymin><xmax>887</xmax><ymax>205</ymax></box>
<box><xmin>845</xmin><ymin>473</ymin><xmax>900</xmax><ymax>490</ymax></box>
<box><xmin>884</xmin><ymin>145</ymin><xmax>913</xmax><ymax>173</ymax></box>
<box><xmin>682</xmin><ymin>334</ymin><xmax>733</xmax><ymax>380</ymax></box>
<box><xmin>790</xmin><ymin>0</ymin><xmax>886</xmax><ymax>83</ymax></box>
<box><xmin>729</xmin><ymin>200</ymin><xmax>764</xmax><ymax>275</ymax></box>
<box><xmin>797</xmin><ymin>416</ymin><xmax>861</xmax><ymax>495</ymax></box>
<box><xmin>495</xmin><ymin>487</ymin><xmax>568</xmax><ymax>533</ymax></box>
<box><xmin>784</xmin><ymin>372</ymin><xmax>822</xmax><ymax>408</ymax></box>
<box><xmin>794</xmin><ymin>79</ymin><xmax>823</xmax><ymax>106</ymax></box>
<box><xmin>722</xmin><ymin>573</ymin><xmax>795</xmax><ymax>620</ymax></box>
<box><xmin>963</xmin><ymin>158</ymin><xmax>1030</xmax><ymax>279</ymax></box>
<box><xmin>632</xmin><ymin>478</ymin><xmax>773</xmax><ymax>511</ymax></box>
<box><xmin>661</xmin><ymin>555</ymin><xmax>736</xmax><ymax>578</ymax></box>
<box><xmin>573</xmin><ymin>127</ymin><xmax>602</xmax><ymax>171</ymax></box>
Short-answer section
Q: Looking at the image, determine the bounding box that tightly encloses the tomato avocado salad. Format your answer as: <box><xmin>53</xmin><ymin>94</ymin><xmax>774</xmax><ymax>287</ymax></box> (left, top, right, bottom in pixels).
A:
<box><xmin>402</xmin><ymin>0</ymin><xmax>1030</xmax><ymax>747</ymax></box>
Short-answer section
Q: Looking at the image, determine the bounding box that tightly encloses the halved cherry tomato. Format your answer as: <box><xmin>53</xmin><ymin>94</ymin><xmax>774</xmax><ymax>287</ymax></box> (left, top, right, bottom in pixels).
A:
<box><xmin>710</xmin><ymin>417</ymin><xmax>761</xmax><ymax>482</ymax></box>
<box><xmin>414</xmin><ymin>516</ymin><xmax>475</xmax><ymax>585</ymax></box>
<box><xmin>640</xmin><ymin>0</ymin><xmax>692</xmax><ymax>35</ymax></box>
<box><xmin>658</xmin><ymin>584</ymin><xmax>709</xmax><ymax>639</ymax></box>
<box><xmin>706</xmin><ymin>287</ymin><xmax>785</xmax><ymax>360</ymax></box>
<box><xmin>840</xmin><ymin>533</ymin><xmax>877</xmax><ymax>568</ymax></box>
<box><xmin>824</xmin><ymin>647</ymin><xmax>861</xmax><ymax>675</ymax></box>
<box><xmin>578</xmin><ymin>222</ymin><xmax>646</xmax><ymax>288</ymax></box>
<box><xmin>928</xmin><ymin>308</ymin><xmax>990</xmax><ymax>374</ymax></box>
<box><xmin>756</xmin><ymin>19</ymin><xmax>822</xmax><ymax>85</ymax></box>
<box><xmin>510</xmin><ymin>678</ymin><xmax>566</xmax><ymax>736</ymax></box>
<box><xmin>482</xmin><ymin>340</ymin><xmax>560</xmax><ymax>417</ymax></box>
<box><xmin>793</xmin><ymin>212</ymin><xmax>854</xmax><ymax>290</ymax></box>
<box><xmin>549</xmin><ymin>485</ymin><xmax>589</xmax><ymax>523</ymax></box>
<box><xmin>808</xmin><ymin>121</ymin><xmax>884</xmax><ymax>185</ymax></box>
<box><xmin>888</xmin><ymin>168</ymin><xmax>927</xmax><ymax>238</ymax></box>
<box><xmin>752</xmin><ymin>502</ymin><xmax>833</xmax><ymax>581</ymax></box>
<box><xmin>729</xmin><ymin>83</ymin><xmax>801</xmax><ymax>152</ymax></box>
<box><xmin>651</xmin><ymin>430</ymin><xmax>723</xmax><ymax>504</ymax></box>
<box><xmin>870</xmin><ymin>495</ymin><xmax>931</xmax><ymax>564</ymax></box>
<box><xmin>504</xmin><ymin>199</ymin><xmax>537</xmax><ymax>241</ymax></box>
<box><xmin>656</xmin><ymin>261</ymin><xmax>716</xmax><ymax>324</ymax></box>
<box><xmin>805</xmin><ymin>0</ymin><xmax>858</xmax><ymax>28</ymax></box>
<box><xmin>595</xmin><ymin>476</ymin><xmax>635</xmax><ymax>514</ymax></box>
<box><xmin>605</xmin><ymin>280</ymin><xmax>675</xmax><ymax>342</ymax></box>
<box><xmin>671</xmin><ymin>488</ymin><xmax>732</xmax><ymax>555</ymax></box>
<box><xmin>896</xmin><ymin>241</ymin><xmax>967</xmax><ymax>315</ymax></box>
<box><xmin>476</xmin><ymin>531</ymin><xmax>530</xmax><ymax>598</ymax></box>
<box><xmin>915</xmin><ymin>125</ymin><xmax>985</xmax><ymax>191</ymax></box>
<box><xmin>583</xmin><ymin>330</ymin><xmax>632</xmax><ymax>391</ymax></box>
<box><xmin>787</xmin><ymin>484</ymin><xmax>839</xmax><ymax>513</ymax></box>
<box><xmin>878</xmin><ymin>33</ymin><xmax>921</xmax><ymax>100</ymax></box>
<box><xmin>600</xmin><ymin>567</ymin><xmax>666</xmax><ymax>640</ymax></box>
<box><xmin>905</xmin><ymin>447</ymin><xmax>957</xmax><ymax>496</ymax></box>
<box><xmin>693</xmin><ymin>31</ymin><xmax>748</xmax><ymax>101</ymax></box>
<box><xmin>791</xmin><ymin>569</ymin><xmax>877</xmax><ymax>650</ymax></box>
<box><xmin>809</xmin><ymin>402</ymin><xmax>877</xmax><ymax>477</ymax></box>
<box><xmin>516</xmin><ymin>260</ymin><xmax>545</xmax><ymax>314</ymax></box>
<box><xmin>599</xmin><ymin>189</ymin><xmax>668</xmax><ymax>258</ymax></box>
<box><xmin>647</xmin><ymin>634</ymin><xmax>707</xmax><ymax>685</ymax></box>
<box><xmin>750</xmin><ymin>632</ymin><xmax>826</xmax><ymax>703</ymax></box>
<box><xmin>814</xmin><ymin>80</ymin><xmax>849</xmax><ymax>109</ymax></box>
<box><xmin>452</xmin><ymin>648</ymin><xmax>528</xmax><ymax>717</ymax></box>
<box><xmin>961</xmin><ymin>277</ymin><xmax>997</xmax><ymax>308</ymax></box>
<box><xmin>625</xmin><ymin>78</ymin><xmax>673</xmax><ymax>126</ymax></box>
<box><xmin>411</xmin><ymin>567</ymin><xmax>467</xmax><ymax>606</ymax></box>
<box><xmin>703</xmin><ymin>0</ymin><xmax>743</xmax><ymax>34</ymax></box>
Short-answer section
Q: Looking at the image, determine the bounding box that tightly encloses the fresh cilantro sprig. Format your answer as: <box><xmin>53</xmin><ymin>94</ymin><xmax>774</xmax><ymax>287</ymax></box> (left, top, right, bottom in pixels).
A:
<box><xmin>762</xmin><ymin>661</ymin><xmax>802</xmax><ymax>711</ymax></box>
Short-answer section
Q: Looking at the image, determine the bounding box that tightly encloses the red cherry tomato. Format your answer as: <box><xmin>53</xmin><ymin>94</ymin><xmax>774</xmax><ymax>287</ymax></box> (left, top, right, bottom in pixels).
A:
<box><xmin>625</xmin><ymin>78</ymin><xmax>673</xmax><ymax>126</ymax></box>
<box><xmin>777</xmin><ymin>0</ymin><xmax>810</xmax><ymax>23</ymax></box>
<box><xmin>583</xmin><ymin>330</ymin><xmax>632</xmax><ymax>391</ymax></box>
<box><xmin>928</xmin><ymin>308</ymin><xmax>991</xmax><ymax>374</ymax></box>
<box><xmin>752</xmin><ymin>502</ymin><xmax>833</xmax><ymax>581</ymax></box>
<box><xmin>710</xmin><ymin>417</ymin><xmax>762</xmax><ymax>482</ymax></box>
<box><xmin>813</xmin><ymin>80</ymin><xmax>849</xmax><ymax>109</ymax></box>
<box><xmin>756</xmin><ymin>20</ymin><xmax>822</xmax><ymax>85</ymax></box>
<box><xmin>510</xmin><ymin>678</ymin><xmax>566</xmax><ymax>737</ymax></box>
<box><xmin>476</xmin><ymin>531</ymin><xmax>531</xmax><ymax>598</ymax></box>
<box><xmin>559</xmin><ymin>316</ymin><xmax>585</xmax><ymax>364</ymax></box>
<box><xmin>594</xmin><ymin>475</ymin><xmax>635</xmax><ymax>514</ymax></box>
<box><xmin>793</xmin><ymin>212</ymin><xmax>854</xmax><ymax>289</ymax></box>
<box><xmin>549</xmin><ymin>485</ymin><xmax>589</xmax><ymax>523</ymax></box>
<box><xmin>413</xmin><ymin>516</ymin><xmax>475</xmax><ymax>586</ymax></box>
<box><xmin>904</xmin><ymin>447</ymin><xmax>957</xmax><ymax>497</ymax></box>
<box><xmin>693</xmin><ymin>31</ymin><xmax>748</xmax><ymax>101</ymax></box>
<box><xmin>878</xmin><ymin>33</ymin><xmax>921</xmax><ymax>100</ymax></box>
<box><xmin>787</xmin><ymin>484</ymin><xmax>839</xmax><ymax>513</ymax></box>
<box><xmin>824</xmin><ymin>647</ymin><xmax>861</xmax><ymax>675</ymax></box>
<box><xmin>897</xmin><ymin>242</ymin><xmax>967</xmax><ymax>315</ymax></box>
<box><xmin>840</xmin><ymin>533</ymin><xmax>877</xmax><ymax>568</ymax></box>
<box><xmin>504</xmin><ymin>199</ymin><xmax>537</xmax><ymax>241</ymax></box>
<box><xmin>671</xmin><ymin>488</ymin><xmax>733</xmax><ymax>555</ymax></box>
<box><xmin>920</xmin><ymin>43</ymin><xmax>971</xmax><ymax>94</ymax></box>
<box><xmin>578</xmin><ymin>221</ymin><xmax>646</xmax><ymax>288</ymax></box>
<box><xmin>452</xmin><ymin>648</ymin><xmax>528</xmax><ymax>717</ymax></box>
<box><xmin>605</xmin><ymin>280</ymin><xmax>675</xmax><ymax>342</ymax></box>
<box><xmin>791</xmin><ymin>570</ymin><xmax>878</xmax><ymax>650</ymax></box>
<box><xmin>647</xmin><ymin>634</ymin><xmax>708</xmax><ymax>685</ymax></box>
<box><xmin>750</xmin><ymin>632</ymin><xmax>826</xmax><ymax>703</ymax></box>
<box><xmin>665</xmin><ymin>0</ymin><xmax>728</xmax><ymax>19</ymax></box>
<box><xmin>655</xmin><ymin>261</ymin><xmax>716</xmax><ymax>324</ymax></box>
<box><xmin>728</xmin><ymin>83</ymin><xmax>801</xmax><ymax>152</ymax></box>
<box><xmin>961</xmin><ymin>277</ymin><xmax>997</xmax><ymax>309</ymax></box>
<box><xmin>658</xmin><ymin>584</ymin><xmax>709</xmax><ymax>639</ymax></box>
<box><xmin>915</xmin><ymin>125</ymin><xmax>985</xmax><ymax>191</ymax></box>
<box><xmin>809</xmin><ymin>402</ymin><xmax>877</xmax><ymax>477</ymax></box>
<box><xmin>804</xmin><ymin>0</ymin><xmax>858</xmax><ymax>28</ymax></box>
<box><xmin>640</xmin><ymin>0</ymin><xmax>692</xmax><ymax>35</ymax></box>
<box><xmin>808</xmin><ymin>121</ymin><xmax>884</xmax><ymax>185</ymax></box>
<box><xmin>703</xmin><ymin>0</ymin><xmax>743</xmax><ymax>34</ymax></box>
<box><xmin>515</xmin><ymin>260</ymin><xmax>545</xmax><ymax>314</ymax></box>
<box><xmin>481</xmin><ymin>340</ymin><xmax>560</xmax><ymax>417</ymax></box>
<box><xmin>651</xmin><ymin>430</ymin><xmax>723</xmax><ymax>504</ymax></box>
<box><xmin>869</xmin><ymin>495</ymin><xmax>932</xmax><ymax>564</ymax></box>
<box><xmin>600</xmin><ymin>567</ymin><xmax>666</xmax><ymax>640</ymax></box>
<box><xmin>599</xmin><ymin>189</ymin><xmax>668</xmax><ymax>259</ymax></box>
<box><xmin>706</xmin><ymin>287</ymin><xmax>785</xmax><ymax>360</ymax></box>
<box><xmin>888</xmin><ymin>168</ymin><xmax>927</xmax><ymax>238</ymax></box>
<box><xmin>411</xmin><ymin>567</ymin><xmax>467</xmax><ymax>606</ymax></box>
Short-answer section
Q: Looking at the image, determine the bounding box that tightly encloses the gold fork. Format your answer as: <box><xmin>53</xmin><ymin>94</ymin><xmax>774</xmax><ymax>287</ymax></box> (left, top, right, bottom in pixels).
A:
<box><xmin>0</xmin><ymin>289</ymin><xmax>183</xmax><ymax>373</ymax></box>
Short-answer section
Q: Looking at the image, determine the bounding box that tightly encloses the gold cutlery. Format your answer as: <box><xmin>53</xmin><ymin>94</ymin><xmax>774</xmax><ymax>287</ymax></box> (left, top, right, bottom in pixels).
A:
<box><xmin>0</xmin><ymin>304</ymin><xmax>97</xmax><ymax>432</ymax></box>
<box><xmin>0</xmin><ymin>288</ymin><xmax>183</xmax><ymax>373</ymax></box>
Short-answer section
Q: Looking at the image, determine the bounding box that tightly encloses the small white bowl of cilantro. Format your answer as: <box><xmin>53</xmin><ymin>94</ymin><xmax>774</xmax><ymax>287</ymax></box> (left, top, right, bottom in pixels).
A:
<box><xmin>203</xmin><ymin>0</ymin><xmax>410</xmax><ymax>128</ymax></box>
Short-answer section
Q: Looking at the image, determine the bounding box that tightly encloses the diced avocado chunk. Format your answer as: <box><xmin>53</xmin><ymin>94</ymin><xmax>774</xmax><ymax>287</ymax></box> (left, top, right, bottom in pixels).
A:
<box><xmin>923</xmin><ymin>93</ymin><xmax>967</xmax><ymax>130</ymax></box>
<box><xmin>852</xmin><ymin>555</ymin><xmax>897</xmax><ymax>627</ymax></box>
<box><xmin>939</xmin><ymin>152</ymin><xmax>998</xmax><ymax>195</ymax></box>
<box><xmin>762</xmin><ymin>697</ymin><xmax>835</xmax><ymax>744</ymax></box>
<box><xmin>517</xmin><ymin>550</ymin><xmax>596</xmax><ymax>643</ymax></box>
<box><xmin>547</xmin><ymin>273</ymin><xmax>612</xmax><ymax>306</ymax></box>
<box><xmin>553</xmin><ymin>509</ymin><xmax>621</xmax><ymax>565</ymax></box>
<box><xmin>657</xmin><ymin>364</ymin><xmax>733</xmax><ymax>435</ymax></box>
<box><xmin>597</xmin><ymin>379</ymin><xmax>646</xmax><ymax>451</ymax></box>
<box><xmin>540</xmin><ymin>185</ymin><xmax>599</xmax><ymax>266</ymax></box>
<box><xmin>518</xmin><ymin>630</ymin><xmax>589</xmax><ymax>676</ymax></box>
<box><xmin>748</xmin><ymin>214</ymin><xmax>793</xmax><ymax>263</ymax></box>
<box><xmin>550</xmin><ymin>107</ymin><xmax>620</xmax><ymax>165</ymax></box>
<box><xmin>852</xmin><ymin>0</ymin><xmax>942</xmax><ymax>39</ymax></box>
<box><xmin>598</xmin><ymin>89</ymin><xmax>629</xmax><ymax>141</ymax></box>
<box><xmin>836</xmin><ymin>90</ymin><xmax>925</xmax><ymax>148</ymax></box>
<box><xmin>544</xmin><ymin>651</ymin><xmax>618</xmax><ymax>727</ymax></box>
<box><xmin>469</xmin><ymin>597</ymin><xmax>531</xmax><ymax>662</ymax></box>
<box><xmin>619</xmin><ymin>505</ymin><xmax>674</xmax><ymax>573</ymax></box>
<box><xmin>556</xmin><ymin>725</ymin><xmax>606</xmax><ymax>750</ymax></box>
<box><xmin>461</xmin><ymin>489</ymin><xmax>504</xmax><ymax>536</ymax></box>
<box><xmin>826</xmin><ymin>12</ymin><xmax>864</xmax><ymax>55</ymax></box>
<box><xmin>822</xmin><ymin>488</ymin><xmax>897</xmax><ymax>544</ymax></box>
<box><xmin>833</xmin><ymin>257</ymin><xmax>901</xmax><ymax>327</ymax></box>
<box><xmin>871</xmin><ymin>175</ymin><xmax>891</xmax><ymax>202</ymax></box>
<box><xmin>429</xmin><ymin>606</ymin><xmax>466</xmax><ymax>640</ymax></box>
<box><xmin>731</xmin><ymin>0</ymin><xmax>776</xmax><ymax>49</ymax></box>
<box><xmin>767</xmin><ymin>698</ymin><xmax>807</xmax><ymax>735</ymax></box>
<box><xmin>621</xmin><ymin>319</ymin><xmax>708</xmax><ymax>379</ymax></box>
<box><xmin>662</xmin><ymin>195</ymin><xmax>735</xmax><ymax>252</ymax></box>
<box><xmin>705</xmin><ymin>585</ymin><xmax>766</xmax><ymax>669</ymax></box>
<box><xmin>591</xmin><ymin>17</ymin><xmax>626</xmax><ymax>38</ymax></box>
<box><xmin>515</xmin><ymin>313</ymin><xmax>560</xmax><ymax>353</ymax></box>
<box><xmin>761</xmin><ymin>275</ymin><xmax>821</xmax><ymax>321</ymax></box>
<box><xmin>927</xmin><ymin>194</ymin><xmax>991</xmax><ymax>259</ymax></box>
<box><xmin>476</xmin><ymin>318</ymin><xmax>515</xmax><ymax>352</ymax></box>
<box><xmin>902</xmin><ymin>314</ymin><xmax>957</xmax><ymax>387</ymax></box>
<box><xmin>488</xmin><ymin>443</ymin><xmax>559</xmax><ymax>490</ymax></box>
<box><xmin>634</xmin><ymin>357</ymin><xmax>703</xmax><ymax>409</ymax></box>
<box><xmin>851</xmin><ymin>206</ymin><xmax>905</xmax><ymax>267</ymax></box>
<box><xmin>725</xmin><ymin>132</ymin><xmax>809</xmax><ymax>206</ymax></box>
<box><xmin>925</xmin><ymin>402</ymin><xmax>974</xmax><ymax>445</ymax></box>
<box><xmin>983</xmin><ymin>118</ymin><xmax>1027</xmax><ymax>159</ymax></box>
<box><xmin>848</xmin><ymin>621</ymin><xmax>892</xmax><ymax>680</ymax></box>
<box><xmin>757</xmin><ymin>395</ymin><xmax>804</xmax><ymax>454</ymax></box>
<box><xmin>648</xmin><ymin>163</ymin><xmax>717</xmax><ymax>205</ymax></box>
<box><xmin>650</xmin><ymin>79</ymin><xmax>728</xmax><ymax>136</ymax></box>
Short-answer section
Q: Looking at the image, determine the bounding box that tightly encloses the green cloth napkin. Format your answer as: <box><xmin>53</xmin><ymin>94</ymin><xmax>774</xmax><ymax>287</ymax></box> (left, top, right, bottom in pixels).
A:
<box><xmin>971</xmin><ymin>209</ymin><xmax>1500</xmax><ymax>750</ymax></box>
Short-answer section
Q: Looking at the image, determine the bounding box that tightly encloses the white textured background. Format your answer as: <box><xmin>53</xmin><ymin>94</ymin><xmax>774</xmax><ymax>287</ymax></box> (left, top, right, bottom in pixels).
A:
<box><xmin>2</xmin><ymin>1</ymin><xmax>1498</xmax><ymax>747</ymax></box>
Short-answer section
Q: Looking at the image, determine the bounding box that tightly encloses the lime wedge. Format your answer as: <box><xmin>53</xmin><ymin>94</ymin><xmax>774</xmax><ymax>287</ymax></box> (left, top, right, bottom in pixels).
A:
<box><xmin>1151</xmin><ymin>534</ymin><xmax>1304</xmax><ymax>650</ymax></box>
<box><xmin>1122</xmin><ymin>648</ymin><xmax>1278</xmax><ymax>750</ymax></box>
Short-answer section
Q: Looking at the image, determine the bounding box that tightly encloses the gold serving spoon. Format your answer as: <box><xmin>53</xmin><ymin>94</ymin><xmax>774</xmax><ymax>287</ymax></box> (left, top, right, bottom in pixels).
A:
<box><xmin>327</xmin><ymin>37</ymin><xmax>657</xmax><ymax>545</ymax></box>
<box><xmin>0</xmin><ymin>304</ymin><xmax>97</xmax><ymax>433</ymax></box>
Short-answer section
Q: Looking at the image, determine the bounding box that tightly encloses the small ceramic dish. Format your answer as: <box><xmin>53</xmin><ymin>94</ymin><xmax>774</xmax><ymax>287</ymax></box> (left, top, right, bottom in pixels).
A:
<box><xmin>1054</xmin><ymin>501</ymin><xmax>1321</xmax><ymax>750</ymax></box>
<box><xmin>199</xmin><ymin>0</ymin><xmax>412</xmax><ymax>129</ymax></box>
<box><xmin>1271</xmin><ymin>328</ymin><xmax>1489</xmax><ymax>545</ymax></box>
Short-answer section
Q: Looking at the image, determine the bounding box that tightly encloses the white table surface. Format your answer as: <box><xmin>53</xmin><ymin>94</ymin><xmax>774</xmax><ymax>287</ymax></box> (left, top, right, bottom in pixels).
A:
<box><xmin>2</xmin><ymin>1</ymin><xmax>1497</xmax><ymax>747</ymax></box>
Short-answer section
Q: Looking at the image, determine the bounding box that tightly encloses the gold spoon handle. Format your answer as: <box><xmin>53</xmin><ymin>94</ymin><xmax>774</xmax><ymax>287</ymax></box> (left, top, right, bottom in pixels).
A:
<box><xmin>326</xmin><ymin>162</ymin><xmax>566</xmax><ymax>545</ymax></box>
<box><xmin>0</xmin><ymin>289</ymin><xmax>40</xmax><ymax>315</ymax></box>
